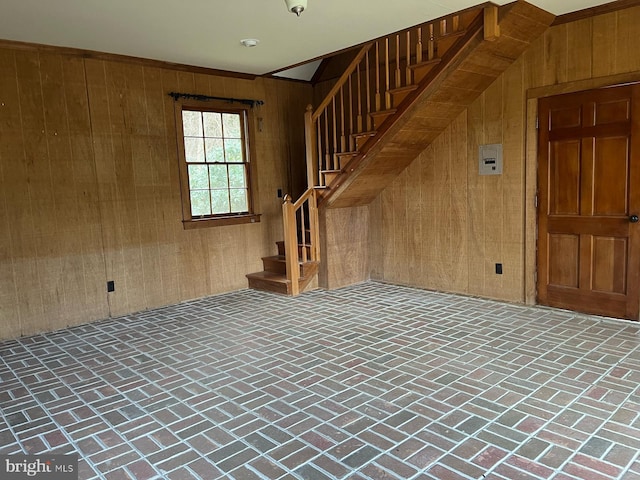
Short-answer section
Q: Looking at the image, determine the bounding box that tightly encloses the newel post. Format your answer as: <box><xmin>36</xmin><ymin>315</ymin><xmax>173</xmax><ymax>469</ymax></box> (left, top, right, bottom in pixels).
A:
<box><xmin>484</xmin><ymin>5</ymin><xmax>500</xmax><ymax>41</ymax></box>
<box><xmin>304</xmin><ymin>104</ymin><xmax>318</xmax><ymax>189</ymax></box>
<box><xmin>282</xmin><ymin>195</ymin><xmax>300</xmax><ymax>295</ymax></box>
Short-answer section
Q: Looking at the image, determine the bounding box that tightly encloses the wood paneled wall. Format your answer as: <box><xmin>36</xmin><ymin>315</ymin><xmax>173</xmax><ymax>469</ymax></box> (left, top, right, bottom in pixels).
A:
<box><xmin>0</xmin><ymin>45</ymin><xmax>311</xmax><ymax>340</ymax></box>
<box><xmin>318</xmin><ymin>206</ymin><xmax>370</xmax><ymax>290</ymax></box>
<box><xmin>370</xmin><ymin>6</ymin><xmax>640</xmax><ymax>303</ymax></box>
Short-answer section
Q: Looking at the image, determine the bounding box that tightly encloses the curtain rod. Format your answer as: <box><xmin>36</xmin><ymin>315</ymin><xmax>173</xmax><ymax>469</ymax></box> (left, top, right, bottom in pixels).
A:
<box><xmin>169</xmin><ymin>92</ymin><xmax>264</xmax><ymax>108</ymax></box>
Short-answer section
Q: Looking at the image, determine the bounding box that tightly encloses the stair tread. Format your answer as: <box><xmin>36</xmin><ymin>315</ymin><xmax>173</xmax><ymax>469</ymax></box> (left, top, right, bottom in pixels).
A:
<box><xmin>410</xmin><ymin>58</ymin><xmax>442</xmax><ymax>69</ymax></box>
<box><xmin>263</xmin><ymin>255</ymin><xmax>318</xmax><ymax>266</ymax></box>
<box><xmin>370</xmin><ymin>109</ymin><xmax>397</xmax><ymax>117</ymax></box>
<box><xmin>351</xmin><ymin>130</ymin><xmax>376</xmax><ymax>138</ymax></box>
<box><xmin>389</xmin><ymin>85</ymin><xmax>419</xmax><ymax>94</ymax></box>
<box><xmin>321</xmin><ymin>169</ymin><xmax>343</xmax><ymax>174</ymax></box>
<box><xmin>246</xmin><ymin>271</ymin><xmax>290</xmax><ymax>283</ymax></box>
<box><xmin>439</xmin><ymin>30</ymin><xmax>467</xmax><ymax>39</ymax></box>
<box><xmin>336</xmin><ymin>151</ymin><xmax>359</xmax><ymax>157</ymax></box>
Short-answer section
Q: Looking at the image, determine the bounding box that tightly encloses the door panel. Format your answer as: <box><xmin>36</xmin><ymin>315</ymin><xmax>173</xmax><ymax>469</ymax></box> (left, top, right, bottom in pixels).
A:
<box><xmin>592</xmin><ymin>237</ymin><xmax>627</xmax><ymax>294</ymax></box>
<box><xmin>550</xmin><ymin>140</ymin><xmax>581</xmax><ymax>215</ymax></box>
<box><xmin>593</xmin><ymin>136</ymin><xmax>629</xmax><ymax>215</ymax></box>
<box><xmin>537</xmin><ymin>84</ymin><xmax>640</xmax><ymax>320</ymax></box>
<box><xmin>548</xmin><ymin>234</ymin><xmax>579</xmax><ymax>288</ymax></box>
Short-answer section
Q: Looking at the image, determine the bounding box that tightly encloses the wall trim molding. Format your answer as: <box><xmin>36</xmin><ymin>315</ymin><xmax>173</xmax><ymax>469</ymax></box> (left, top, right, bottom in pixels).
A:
<box><xmin>527</xmin><ymin>71</ymin><xmax>640</xmax><ymax>99</ymax></box>
<box><xmin>0</xmin><ymin>38</ymin><xmax>257</xmax><ymax>80</ymax></box>
<box><xmin>552</xmin><ymin>0</ymin><xmax>640</xmax><ymax>26</ymax></box>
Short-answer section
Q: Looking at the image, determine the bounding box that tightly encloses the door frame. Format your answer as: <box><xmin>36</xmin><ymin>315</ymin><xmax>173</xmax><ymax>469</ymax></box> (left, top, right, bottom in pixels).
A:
<box><xmin>524</xmin><ymin>72</ymin><xmax>640</xmax><ymax>312</ymax></box>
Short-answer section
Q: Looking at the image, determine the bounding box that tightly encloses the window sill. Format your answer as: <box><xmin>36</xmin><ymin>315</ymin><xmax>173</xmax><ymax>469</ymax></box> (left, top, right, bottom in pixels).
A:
<box><xmin>182</xmin><ymin>213</ymin><xmax>261</xmax><ymax>230</ymax></box>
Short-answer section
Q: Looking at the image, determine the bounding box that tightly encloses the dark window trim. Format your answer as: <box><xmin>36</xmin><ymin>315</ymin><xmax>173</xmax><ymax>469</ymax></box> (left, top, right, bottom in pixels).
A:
<box><xmin>174</xmin><ymin>99</ymin><xmax>260</xmax><ymax>229</ymax></box>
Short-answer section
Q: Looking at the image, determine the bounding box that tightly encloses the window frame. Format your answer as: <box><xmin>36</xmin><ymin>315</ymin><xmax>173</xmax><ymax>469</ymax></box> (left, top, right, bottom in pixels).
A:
<box><xmin>174</xmin><ymin>99</ymin><xmax>261</xmax><ymax>229</ymax></box>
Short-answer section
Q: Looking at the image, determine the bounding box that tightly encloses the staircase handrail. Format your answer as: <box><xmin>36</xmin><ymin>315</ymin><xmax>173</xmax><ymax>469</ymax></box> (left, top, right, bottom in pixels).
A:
<box><xmin>304</xmin><ymin>6</ymin><xmax>485</xmax><ymax>190</ymax></box>
<box><xmin>311</xmin><ymin>44</ymin><xmax>374</xmax><ymax>122</ymax></box>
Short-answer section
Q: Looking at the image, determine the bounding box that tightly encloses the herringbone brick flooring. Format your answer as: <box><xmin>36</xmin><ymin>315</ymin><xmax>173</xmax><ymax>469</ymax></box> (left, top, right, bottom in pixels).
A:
<box><xmin>1</xmin><ymin>282</ymin><xmax>639</xmax><ymax>479</ymax></box>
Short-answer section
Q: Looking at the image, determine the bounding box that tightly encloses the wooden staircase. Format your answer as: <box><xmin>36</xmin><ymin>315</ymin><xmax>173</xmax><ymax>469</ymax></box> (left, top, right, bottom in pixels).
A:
<box><xmin>246</xmin><ymin>241</ymin><xmax>319</xmax><ymax>295</ymax></box>
<box><xmin>246</xmin><ymin>189</ymin><xmax>320</xmax><ymax>295</ymax></box>
<box><xmin>306</xmin><ymin>1</ymin><xmax>554</xmax><ymax>208</ymax></box>
<box><xmin>248</xmin><ymin>1</ymin><xmax>554</xmax><ymax>295</ymax></box>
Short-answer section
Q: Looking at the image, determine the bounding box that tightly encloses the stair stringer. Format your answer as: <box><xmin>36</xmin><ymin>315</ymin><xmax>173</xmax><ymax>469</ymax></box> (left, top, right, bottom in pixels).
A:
<box><xmin>322</xmin><ymin>0</ymin><xmax>555</xmax><ymax>209</ymax></box>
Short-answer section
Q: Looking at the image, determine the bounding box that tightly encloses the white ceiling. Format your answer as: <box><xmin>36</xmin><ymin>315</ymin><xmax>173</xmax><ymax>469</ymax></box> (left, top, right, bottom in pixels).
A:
<box><xmin>0</xmin><ymin>0</ymin><xmax>615</xmax><ymax>79</ymax></box>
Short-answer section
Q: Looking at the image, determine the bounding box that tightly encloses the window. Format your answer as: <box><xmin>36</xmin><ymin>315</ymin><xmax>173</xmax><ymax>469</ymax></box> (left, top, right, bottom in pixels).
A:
<box><xmin>175</xmin><ymin>101</ymin><xmax>260</xmax><ymax>228</ymax></box>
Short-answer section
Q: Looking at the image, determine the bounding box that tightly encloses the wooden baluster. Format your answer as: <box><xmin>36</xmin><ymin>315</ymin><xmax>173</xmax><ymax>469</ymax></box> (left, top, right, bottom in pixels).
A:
<box><xmin>453</xmin><ymin>15</ymin><xmax>460</xmax><ymax>32</ymax></box>
<box><xmin>416</xmin><ymin>27</ymin><xmax>423</xmax><ymax>64</ymax></box>
<box><xmin>356</xmin><ymin>63</ymin><xmax>363</xmax><ymax>133</ymax></box>
<box><xmin>316</xmin><ymin>113</ymin><xmax>322</xmax><ymax>184</ymax></box>
<box><xmin>385</xmin><ymin>37</ymin><xmax>391</xmax><ymax>109</ymax></box>
<box><xmin>375</xmin><ymin>41</ymin><xmax>381</xmax><ymax>112</ymax></box>
<box><xmin>323</xmin><ymin>111</ymin><xmax>330</xmax><ymax>184</ymax></box>
<box><xmin>339</xmin><ymin>86</ymin><xmax>346</xmax><ymax>153</ymax></box>
<box><xmin>406</xmin><ymin>31</ymin><xmax>412</xmax><ymax>85</ymax></box>
<box><xmin>332</xmin><ymin>96</ymin><xmax>338</xmax><ymax>170</ymax></box>
<box><xmin>441</xmin><ymin>19</ymin><xmax>447</xmax><ymax>36</ymax></box>
<box><xmin>395</xmin><ymin>34</ymin><xmax>401</xmax><ymax>89</ymax></box>
<box><xmin>309</xmin><ymin>190</ymin><xmax>319</xmax><ymax>262</ymax></box>
<box><xmin>428</xmin><ymin>23</ymin><xmax>435</xmax><ymax>60</ymax></box>
<box><xmin>348</xmin><ymin>74</ymin><xmax>354</xmax><ymax>150</ymax></box>
<box><xmin>300</xmin><ymin>205</ymin><xmax>308</xmax><ymax>263</ymax></box>
<box><xmin>366</xmin><ymin>51</ymin><xmax>372</xmax><ymax>130</ymax></box>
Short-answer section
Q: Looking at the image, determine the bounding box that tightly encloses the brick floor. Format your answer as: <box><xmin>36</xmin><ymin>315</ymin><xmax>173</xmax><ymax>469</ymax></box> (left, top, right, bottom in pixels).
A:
<box><xmin>1</xmin><ymin>281</ymin><xmax>639</xmax><ymax>479</ymax></box>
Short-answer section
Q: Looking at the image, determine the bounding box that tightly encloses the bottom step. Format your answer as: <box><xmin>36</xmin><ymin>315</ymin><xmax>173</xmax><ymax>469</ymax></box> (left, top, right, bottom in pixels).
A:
<box><xmin>246</xmin><ymin>271</ymin><xmax>291</xmax><ymax>295</ymax></box>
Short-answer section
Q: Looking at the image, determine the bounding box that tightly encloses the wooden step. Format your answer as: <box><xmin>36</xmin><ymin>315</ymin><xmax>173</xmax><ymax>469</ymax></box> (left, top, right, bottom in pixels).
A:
<box><xmin>369</xmin><ymin>109</ymin><xmax>397</xmax><ymax>130</ymax></box>
<box><xmin>351</xmin><ymin>131</ymin><xmax>376</xmax><ymax>150</ymax></box>
<box><xmin>389</xmin><ymin>85</ymin><xmax>418</xmax><ymax>108</ymax></box>
<box><xmin>262</xmin><ymin>255</ymin><xmax>317</xmax><ymax>277</ymax></box>
<box><xmin>410</xmin><ymin>58</ymin><xmax>442</xmax><ymax>83</ymax></box>
<box><xmin>246</xmin><ymin>271</ymin><xmax>291</xmax><ymax>294</ymax></box>
<box><xmin>247</xmin><ymin>260</ymin><xmax>320</xmax><ymax>295</ymax></box>
<box><xmin>276</xmin><ymin>241</ymin><xmax>312</xmax><ymax>258</ymax></box>
<box><xmin>321</xmin><ymin>169</ymin><xmax>342</xmax><ymax>186</ymax></box>
<box><xmin>437</xmin><ymin>30</ymin><xmax>468</xmax><ymax>56</ymax></box>
<box><xmin>336</xmin><ymin>152</ymin><xmax>359</xmax><ymax>170</ymax></box>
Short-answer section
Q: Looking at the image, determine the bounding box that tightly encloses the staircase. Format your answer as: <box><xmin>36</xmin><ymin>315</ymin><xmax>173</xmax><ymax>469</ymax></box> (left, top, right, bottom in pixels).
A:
<box><xmin>248</xmin><ymin>0</ymin><xmax>554</xmax><ymax>295</ymax></box>
<box><xmin>246</xmin><ymin>189</ymin><xmax>320</xmax><ymax>295</ymax></box>
<box><xmin>246</xmin><ymin>241</ymin><xmax>319</xmax><ymax>295</ymax></box>
<box><xmin>308</xmin><ymin>1</ymin><xmax>554</xmax><ymax>208</ymax></box>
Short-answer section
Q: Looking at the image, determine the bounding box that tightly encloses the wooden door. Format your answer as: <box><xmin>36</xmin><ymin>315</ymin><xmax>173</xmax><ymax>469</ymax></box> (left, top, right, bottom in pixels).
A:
<box><xmin>537</xmin><ymin>84</ymin><xmax>640</xmax><ymax>320</ymax></box>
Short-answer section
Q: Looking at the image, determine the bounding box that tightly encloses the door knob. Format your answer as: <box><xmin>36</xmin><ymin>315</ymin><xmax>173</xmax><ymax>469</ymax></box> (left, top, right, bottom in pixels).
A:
<box><xmin>631</xmin><ymin>215</ymin><xmax>639</xmax><ymax>223</ymax></box>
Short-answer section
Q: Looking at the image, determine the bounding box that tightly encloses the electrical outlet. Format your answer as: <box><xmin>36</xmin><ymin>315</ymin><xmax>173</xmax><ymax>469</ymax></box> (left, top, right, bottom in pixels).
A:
<box><xmin>107</xmin><ymin>280</ymin><xmax>115</xmax><ymax>292</ymax></box>
<box><xmin>495</xmin><ymin>263</ymin><xmax>503</xmax><ymax>275</ymax></box>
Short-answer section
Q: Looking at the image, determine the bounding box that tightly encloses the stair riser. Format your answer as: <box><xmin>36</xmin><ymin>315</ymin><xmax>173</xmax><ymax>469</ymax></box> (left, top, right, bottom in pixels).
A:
<box><xmin>247</xmin><ymin>277</ymin><xmax>290</xmax><ymax>295</ymax></box>
<box><xmin>276</xmin><ymin>241</ymin><xmax>312</xmax><ymax>259</ymax></box>
<box><xmin>262</xmin><ymin>258</ymin><xmax>315</xmax><ymax>277</ymax></box>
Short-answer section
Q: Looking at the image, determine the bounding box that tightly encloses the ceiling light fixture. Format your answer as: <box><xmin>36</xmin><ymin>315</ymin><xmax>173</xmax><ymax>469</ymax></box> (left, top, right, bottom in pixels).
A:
<box><xmin>240</xmin><ymin>38</ymin><xmax>260</xmax><ymax>47</ymax></box>
<box><xmin>284</xmin><ymin>0</ymin><xmax>307</xmax><ymax>16</ymax></box>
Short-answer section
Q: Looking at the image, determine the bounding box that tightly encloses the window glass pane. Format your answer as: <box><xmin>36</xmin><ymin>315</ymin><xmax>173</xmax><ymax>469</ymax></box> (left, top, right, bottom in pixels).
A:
<box><xmin>190</xmin><ymin>190</ymin><xmax>211</xmax><ymax>216</ymax></box>
<box><xmin>203</xmin><ymin>112</ymin><xmax>223</xmax><ymax>138</ymax></box>
<box><xmin>224</xmin><ymin>138</ymin><xmax>243</xmax><ymax>162</ymax></box>
<box><xmin>182</xmin><ymin>111</ymin><xmax>203</xmax><ymax>137</ymax></box>
<box><xmin>230</xmin><ymin>189</ymin><xmax>248</xmax><ymax>212</ymax></box>
<box><xmin>211</xmin><ymin>190</ymin><xmax>231</xmax><ymax>214</ymax></box>
<box><xmin>209</xmin><ymin>164</ymin><xmax>228</xmax><ymax>189</ymax></box>
<box><xmin>188</xmin><ymin>164</ymin><xmax>209</xmax><ymax>190</ymax></box>
<box><xmin>184</xmin><ymin>137</ymin><xmax>205</xmax><ymax>163</ymax></box>
<box><xmin>205</xmin><ymin>137</ymin><xmax>225</xmax><ymax>163</ymax></box>
<box><xmin>222</xmin><ymin>113</ymin><xmax>242</xmax><ymax>138</ymax></box>
<box><xmin>228</xmin><ymin>164</ymin><xmax>247</xmax><ymax>188</ymax></box>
